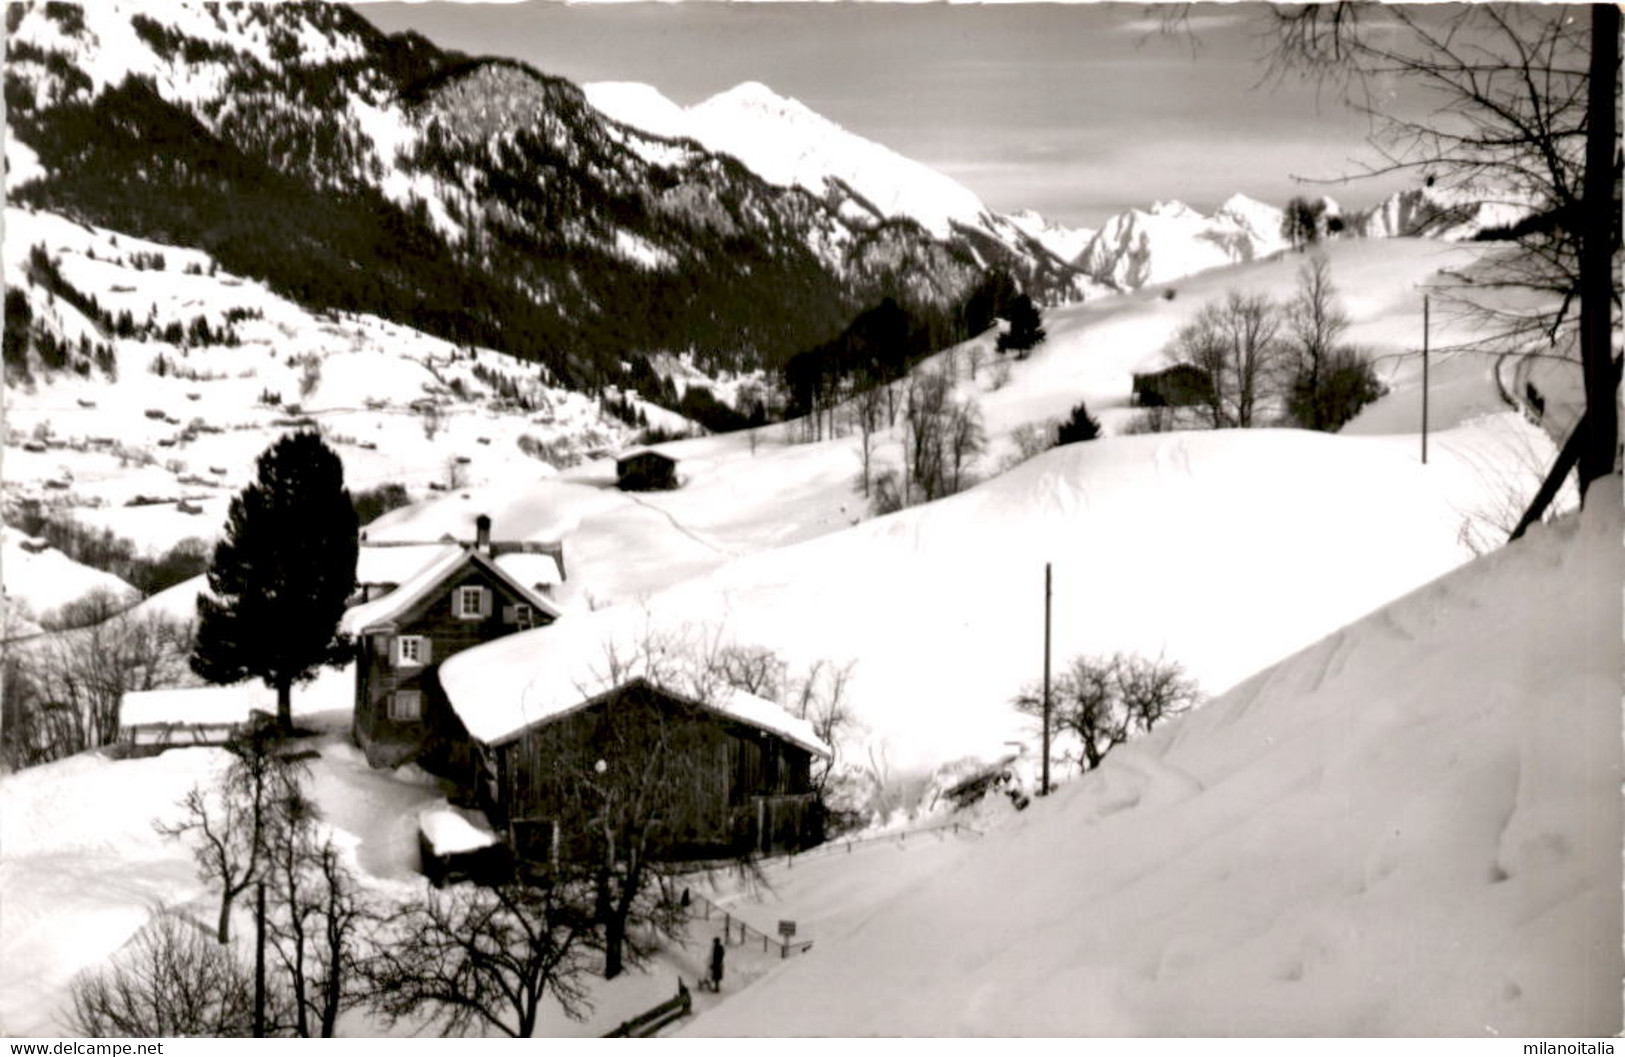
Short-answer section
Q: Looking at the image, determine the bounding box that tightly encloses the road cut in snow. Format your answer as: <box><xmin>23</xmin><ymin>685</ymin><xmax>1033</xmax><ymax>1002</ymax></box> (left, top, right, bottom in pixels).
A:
<box><xmin>687</xmin><ymin>477</ymin><xmax>1622</xmax><ymax>1036</ymax></box>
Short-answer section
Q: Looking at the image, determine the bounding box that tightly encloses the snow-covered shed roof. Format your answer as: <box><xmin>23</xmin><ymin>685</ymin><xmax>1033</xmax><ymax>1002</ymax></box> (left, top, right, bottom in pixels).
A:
<box><xmin>614</xmin><ymin>447</ymin><xmax>676</xmax><ymax>468</ymax></box>
<box><xmin>342</xmin><ymin>546</ymin><xmax>561</xmax><ymax>635</ymax></box>
<box><xmin>121</xmin><ymin>664</ymin><xmax>355</xmax><ymax>729</ymax></box>
<box><xmin>438</xmin><ymin>619</ymin><xmax>831</xmax><ymax>757</ymax></box>
<box><xmin>418</xmin><ymin>801</ymin><xmax>500</xmax><ymax>856</ymax></box>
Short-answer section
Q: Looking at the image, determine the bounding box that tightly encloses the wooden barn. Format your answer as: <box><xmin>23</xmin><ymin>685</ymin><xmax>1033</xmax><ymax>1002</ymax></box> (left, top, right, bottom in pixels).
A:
<box><xmin>615</xmin><ymin>449</ymin><xmax>678</xmax><ymax>491</ymax></box>
<box><xmin>1132</xmin><ymin>363</ymin><xmax>1214</xmax><ymax>408</ymax></box>
<box><xmin>475</xmin><ymin>677</ymin><xmax>828</xmax><ymax>863</ymax></box>
<box><xmin>345</xmin><ymin>516</ymin><xmax>562</xmax><ymax>770</ymax></box>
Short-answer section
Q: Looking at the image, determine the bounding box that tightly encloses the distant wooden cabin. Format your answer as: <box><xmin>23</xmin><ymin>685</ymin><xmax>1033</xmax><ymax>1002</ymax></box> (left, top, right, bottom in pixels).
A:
<box><xmin>476</xmin><ymin>677</ymin><xmax>828</xmax><ymax>862</ymax></box>
<box><xmin>1132</xmin><ymin>364</ymin><xmax>1214</xmax><ymax>408</ymax></box>
<box><xmin>346</xmin><ymin>516</ymin><xmax>562</xmax><ymax>770</ymax></box>
<box><xmin>615</xmin><ymin>449</ymin><xmax>678</xmax><ymax>491</ymax></box>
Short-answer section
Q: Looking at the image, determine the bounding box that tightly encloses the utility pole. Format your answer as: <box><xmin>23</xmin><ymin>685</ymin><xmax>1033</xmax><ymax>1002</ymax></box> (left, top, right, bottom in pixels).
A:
<box><xmin>1041</xmin><ymin>562</ymin><xmax>1051</xmax><ymax>798</ymax></box>
<box><xmin>1420</xmin><ymin>295</ymin><xmax>1429</xmax><ymax>465</ymax></box>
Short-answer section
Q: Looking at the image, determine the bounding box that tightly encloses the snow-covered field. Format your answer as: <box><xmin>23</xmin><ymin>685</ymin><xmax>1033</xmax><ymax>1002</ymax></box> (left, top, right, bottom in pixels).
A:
<box><xmin>0</xmin><ymin>206</ymin><xmax>647</xmax><ymax>559</ymax></box>
<box><xmin>689</xmin><ymin>480</ymin><xmax>1622</xmax><ymax>1036</ymax></box>
<box><xmin>2</xmin><ymin>205</ymin><xmax>1609</xmax><ymax>1036</ymax></box>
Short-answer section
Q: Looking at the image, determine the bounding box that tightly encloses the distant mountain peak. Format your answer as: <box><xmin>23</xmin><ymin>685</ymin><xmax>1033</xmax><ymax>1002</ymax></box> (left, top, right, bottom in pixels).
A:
<box><xmin>587</xmin><ymin>76</ymin><xmax>1093</xmax><ymax>304</ymax></box>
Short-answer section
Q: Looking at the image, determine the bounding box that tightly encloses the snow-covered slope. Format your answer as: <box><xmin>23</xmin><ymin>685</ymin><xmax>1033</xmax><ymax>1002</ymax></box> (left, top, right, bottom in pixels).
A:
<box><xmin>689</xmin><ymin>478</ymin><xmax>1624</xmax><ymax>1036</ymax></box>
<box><xmin>1</xmin><ymin>206</ymin><xmax>644</xmax><ymax>559</ymax></box>
<box><xmin>441</xmin><ymin>414</ymin><xmax>1552</xmax><ymax>772</ymax></box>
<box><xmin>1</xmin><ymin>531</ymin><xmax>138</xmax><ymax>624</ymax></box>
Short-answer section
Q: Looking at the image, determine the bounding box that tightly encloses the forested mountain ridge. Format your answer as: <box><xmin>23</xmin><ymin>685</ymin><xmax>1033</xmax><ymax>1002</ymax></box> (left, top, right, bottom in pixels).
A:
<box><xmin>4</xmin><ymin>2</ymin><xmax>994</xmax><ymax>388</ymax></box>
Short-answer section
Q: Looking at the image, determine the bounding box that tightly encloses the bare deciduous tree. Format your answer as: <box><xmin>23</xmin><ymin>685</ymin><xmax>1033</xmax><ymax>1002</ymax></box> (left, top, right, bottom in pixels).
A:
<box><xmin>946</xmin><ymin>398</ymin><xmax>986</xmax><ymax>495</ymax></box>
<box><xmin>901</xmin><ymin>370</ymin><xmax>984</xmax><ymax>502</ymax></box>
<box><xmin>1014</xmin><ymin>653</ymin><xmax>1200</xmax><ymax>774</ymax></box>
<box><xmin>361</xmin><ymin>877</ymin><xmax>595</xmax><ymax>1038</ymax></box>
<box><xmin>1165</xmin><ymin>291</ymin><xmax>1285</xmax><ymax>428</ymax></box>
<box><xmin>155</xmin><ymin>724</ymin><xmax>302</xmax><ymax>943</ymax></box>
<box><xmin>1284</xmin><ymin>256</ymin><xmax>1383</xmax><ymax>431</ymax></box>
<box><xmin>1</xmin><ymin>590</ymin><xmax>192</xmax><ymax>769</ymax></box>
<box><xmin>68</xmin><ymin>910</ymin><xmax>260</xmax><ymax>1037</ymax></box>
<box><xmin>784</xmin><ymin>658</ymin><xmax>857</xmax><ymax>798</ymax></box>
<box><xmin>264</xmin><ymin>787</ymin><xmax>373</xmax><ymax>1038</ymax></box>
<box><xmin>1266</xmin><ymin>3</ymin><xmax>1619</xmax><ymax>496</ymax></box>
<box><xmin>853</xmin><ymin>382</ymin><xmax>888</xmax><ymax>498</ymax></box>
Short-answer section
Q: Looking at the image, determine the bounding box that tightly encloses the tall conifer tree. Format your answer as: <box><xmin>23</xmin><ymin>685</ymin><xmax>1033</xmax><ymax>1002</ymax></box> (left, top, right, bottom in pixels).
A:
<box><xmin>192</xmin><ymin>432</ymin><xmax>358</xmax><ymax>731</ymax></box>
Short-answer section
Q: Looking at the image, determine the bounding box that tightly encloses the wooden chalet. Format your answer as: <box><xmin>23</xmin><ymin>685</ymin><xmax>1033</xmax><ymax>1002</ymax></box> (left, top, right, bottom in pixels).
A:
<box><xmin>346</xmin><ymin>515</ymin><xmax>563</xmax><ymax>770</ymax></box>
<box><xmin>615</xmin><ymin>449</ymin><xmax>678</xmax><ymax>491</ymax></box>
<box><xmin>473</xmin><ymin>676</ymin><xmax>829</xmax><ymax>863</ymax></box>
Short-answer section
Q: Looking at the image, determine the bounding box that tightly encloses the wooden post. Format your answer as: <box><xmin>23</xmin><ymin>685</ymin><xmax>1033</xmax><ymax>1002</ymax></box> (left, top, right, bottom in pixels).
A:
<box><xmin>253</xmin><ymin>881</ymin><xmax>266</xmax><ymax>1038</ymax></box>
<box><xmin>1042</xmin><ymin>562</ymin><xmax>1052</xmax><ymax>797</ymax></box>
<box><xmin>1421</xmin><ymin>296</ymin><xmax>1429</xmax><ymax>465</ymax></box>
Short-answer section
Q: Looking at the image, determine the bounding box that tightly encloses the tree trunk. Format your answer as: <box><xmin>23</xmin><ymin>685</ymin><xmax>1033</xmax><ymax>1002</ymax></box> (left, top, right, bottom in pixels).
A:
<box><xmin>276</xmin><ymin>676</ymin><xmax>293</xmax><ymax>734</ymax></box>
<box><xmin>253</xmin><ymin>882</ymin><xmax>267</xmax><ymax>1038</ymax></box>
<box><xmin>218</xmin><ymin>890</ymin><xmax>236</xmax><ymax>944</ymax></box>
<box><xmin>1578</xmin><ymin>2</ymin><xmax>1620</xmax><ymax>496</ymax></box>
<box><xmin>604</xmin><ymin>914</ymin><xmax>625</xmax><ymax>980</ymax></box>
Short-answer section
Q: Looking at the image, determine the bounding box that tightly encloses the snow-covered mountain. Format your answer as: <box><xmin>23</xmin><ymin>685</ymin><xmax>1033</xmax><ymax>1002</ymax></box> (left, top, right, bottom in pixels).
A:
<box><xmin>585</xmin><ymin>80</ymin><xmax>1095</xmax><ymax>304</ymax></box>
<box><xmin>1076</xmin><ymin>184</ymin><xmax>1536</xmax><ymax>292</ymax></box>
<box><xmin>1002</xmin><ymin>207</ymin><xmax>1096</xmax><ymax>263</ymax></box>
<box><xmin>3</xmin><ymin>2</ymin><xmax>990</xmax><ymax>382</ymax></box>
<box><xmin>1077</xmin><ymin>194</ymin><xmax>1290</xmax><ymax>290</ymax></box>
<box><xmin>1352</xmin><ymin>185</ymin><xmax>1534</xmax><ymax>241</ymax></box>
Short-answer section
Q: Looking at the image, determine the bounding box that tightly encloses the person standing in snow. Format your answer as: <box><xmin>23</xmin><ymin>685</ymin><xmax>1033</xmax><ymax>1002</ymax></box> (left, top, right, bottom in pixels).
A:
<box><xmin>709</xmin><ymin>936</ymin><xmax>725</xmax><ymax>992</ymax></box>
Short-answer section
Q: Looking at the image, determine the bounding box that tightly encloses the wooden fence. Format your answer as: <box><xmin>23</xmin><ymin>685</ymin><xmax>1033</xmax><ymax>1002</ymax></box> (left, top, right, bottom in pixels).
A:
<box><xmin>686</xmin><ymin>889</ymin><xmax>814</xmax><ymax>959</ymax></box>
<box><xmin>777</xmin><ymin>818</ymin><xmax>983</xmax><ymax>867</ymax></box>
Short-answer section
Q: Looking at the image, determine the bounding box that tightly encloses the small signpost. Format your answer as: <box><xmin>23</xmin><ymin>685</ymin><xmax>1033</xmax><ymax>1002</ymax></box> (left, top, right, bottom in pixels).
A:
<box><xmin>778</xmin><ymin>920</ymin><xmax>796</xmax><ymax>958</ymax></box>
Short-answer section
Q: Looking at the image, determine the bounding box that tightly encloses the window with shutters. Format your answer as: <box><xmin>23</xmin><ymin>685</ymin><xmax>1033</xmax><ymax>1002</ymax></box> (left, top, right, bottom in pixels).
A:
<box><xmin>388</xmin><ymin>690</ymin><xmax>423</xmax><ymax>722</ymax></box>
<box><xmin>512</xmin><ymin>603</ymin><xmax>534</xmax><ymax>629</ymax></box>
<box><xmin>396</xmin><ymin>635</ymin><xmax>428</xmax><ymax>668</ymax></box>
<box><xmin>456</xmin><ymin>585</ymin><xmax>487</xmax><ymax>619</ymax></box>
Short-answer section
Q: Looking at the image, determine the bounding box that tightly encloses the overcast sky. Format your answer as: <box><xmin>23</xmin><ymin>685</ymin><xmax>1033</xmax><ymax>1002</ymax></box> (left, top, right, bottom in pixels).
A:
<box><xmin>356</xmin><ymin>2</ymin><xmax>1426</xmax><ymax>230</ymax></box>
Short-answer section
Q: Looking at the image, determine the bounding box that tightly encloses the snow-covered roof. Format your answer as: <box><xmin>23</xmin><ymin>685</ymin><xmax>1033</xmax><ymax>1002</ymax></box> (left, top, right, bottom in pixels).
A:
<box><xmin>355</xmin><ymin>543</ymin><xmax>456</xmax><ymax>586</ymax></box>
<box><xmin>342</xmin><ymin>546</ymin><xmax>560</xmax><ymax>635</ymax></box>
<box><xmin>121</xmin><ymin>664</ymin><xmax>355</xmax><ymax>729</ymax></box>
<box><xmin>438</xmin><ymin>618</ymin><xmax>830</xmax><ymax>757</ymax></box>
<box><xmin>489</xmin><ymin>675</ymin><xmax>832</xmax><ymax>760</ymax></box>
<box><xmin>614</xmin><ymin>447</ymin><xmax>675</xmax><ymax>465</ymax></box>
<box><xmin>493</xmin><ymin>551</ymin><xmax>563</xmax><ymax>589</ymax></box>
<box><xmin>418</xmin><ymin>802</ymin><xmax>500</xmax><ymax>856</ymax></box>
